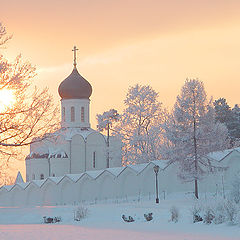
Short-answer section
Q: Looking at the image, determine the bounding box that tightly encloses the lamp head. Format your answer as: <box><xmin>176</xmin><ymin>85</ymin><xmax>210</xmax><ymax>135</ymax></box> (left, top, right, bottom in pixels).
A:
<box><xmin>153</xmin><ymin>165</ymin><xmax>160</xmax><ymax>174</ymax></box>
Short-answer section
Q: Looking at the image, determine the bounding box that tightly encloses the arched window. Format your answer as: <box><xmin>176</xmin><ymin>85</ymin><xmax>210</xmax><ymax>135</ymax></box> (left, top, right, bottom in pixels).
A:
<box><xmin>93</xmin><ymin>151</ymin><xmax>96</xmax><ymax>168</ymax></box>
<box><xmin>40</xmin><ymin>174</ymin><xmax>44</xmax><ymax>180</ymax></box>
<box><xmin>52</xmin><ymin>173</ymin><xmax>55</xmax><ymax>177</ymax></box>
<box><xmin>81</xmin><ymin>107</ymin><xmax>84</xmax><ymax>122</ymax></box>
<box><xmin>32</xmin><ymin>174</ymin><xmax>35</xmax><ymax>180</ymax></box>
<box><xmin>62</xmin><ymin>107</ymin><xmax>65</xmax><ymax>122</ymax></box>
<box><xmin>71</xmin><ymin>106</ymin><xmax>75</xmax><ymax>122</ymax></box>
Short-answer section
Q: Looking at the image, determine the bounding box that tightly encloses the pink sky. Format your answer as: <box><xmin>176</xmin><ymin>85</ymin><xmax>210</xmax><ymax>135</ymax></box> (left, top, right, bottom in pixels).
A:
<box><xmin>1</xmin><ymin>1</ymin><xmax>240</xmax><ymax>178</ymax></box>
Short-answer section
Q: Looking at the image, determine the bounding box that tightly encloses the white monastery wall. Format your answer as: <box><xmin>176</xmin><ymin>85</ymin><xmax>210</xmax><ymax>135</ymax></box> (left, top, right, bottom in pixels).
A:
<box><xmin>1</xmin><ymin>157</ymin><xmax>239</xmax><ymax>207</ymax></box>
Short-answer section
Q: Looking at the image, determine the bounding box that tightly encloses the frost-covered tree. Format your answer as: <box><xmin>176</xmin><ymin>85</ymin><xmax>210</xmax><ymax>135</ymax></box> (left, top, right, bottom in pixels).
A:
<box><xmin>0</xmin><ymin>23</ymin><xmax>59</xmax><ymax>164</ymax></box>
<box><xmin>213</xmin><ymin>98</ymin><xmax>232</xmax><ymax>124</ymax></box>
<box><xmin>96</xmin><ymin>109</ymin><xmax>120</xmax><ymax>167</ymax></box>
<box><xmin>114</xmin><ymin>84</ymin><xmax>165</xmax><ymax>165</ymax></box>
<box><xmin>162</xmin><ymin>79</ymin><xmax>228</xmax><ymax>199</ymax></box>
<box><xmin>230</xmin><ymin>104</ymin><xmax>240</xmax><ymax>145</ymax></box>
<box><xmin>213</xmin><ymin>99</ymin><xmax>240</xmax><ymax>146</ymax></box>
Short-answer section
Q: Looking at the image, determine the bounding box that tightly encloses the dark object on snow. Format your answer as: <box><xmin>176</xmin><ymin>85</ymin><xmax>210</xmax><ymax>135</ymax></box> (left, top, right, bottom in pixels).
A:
<box><xmin>122</xmin><ymin>214</ymin><xmax>135</xmax><ymax>222</ymax></box>
<box><xmin>43</xmin><ymin>216</ymin><xmax>62</xmax><ymax>223</ymax></box>
<box><xmin>144</xmin><ymin>213</ymin><xmax>153</xmax><ymax>221</ymax></box>
<box><xmin>203</xmin><ymin>210</ymin><xmax>215</xmax><ymax>224</ymax></box>
<box><xmin>193</xmin><ymin>214</ymin><xmax>203</xmax><ymax>223</ymax></box>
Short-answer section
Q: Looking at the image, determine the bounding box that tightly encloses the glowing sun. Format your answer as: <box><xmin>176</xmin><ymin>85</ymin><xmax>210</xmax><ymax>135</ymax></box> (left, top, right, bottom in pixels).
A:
<box><xmin>0</xmin><ymin>89</ymin><xmax>15</xmax><ymax>111</ymax></box>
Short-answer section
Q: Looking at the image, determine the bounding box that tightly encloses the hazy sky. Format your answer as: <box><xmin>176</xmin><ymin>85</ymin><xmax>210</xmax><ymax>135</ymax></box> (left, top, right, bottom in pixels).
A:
<box><xmin>1</xmin><ymin>0</ymin><xmax>240</xmax><ymax>130</ymax></box>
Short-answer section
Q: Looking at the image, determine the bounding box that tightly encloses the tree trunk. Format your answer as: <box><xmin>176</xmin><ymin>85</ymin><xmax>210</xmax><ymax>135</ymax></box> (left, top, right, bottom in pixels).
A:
<box><xmin>193</xmin><ymin>91</ymin><xmax>199</xmax><ymax>199</ymax></box>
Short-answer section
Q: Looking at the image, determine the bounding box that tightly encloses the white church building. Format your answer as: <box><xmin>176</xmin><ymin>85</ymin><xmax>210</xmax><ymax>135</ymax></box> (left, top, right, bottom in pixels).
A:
<box><xmin>25</xmin><ymin>47</ymin><xmax>121</xmax><ymax>182</ymax></box>
<box><xmin>0</xmin><ymin>47</ymin><xmax>239</xmax><ymax>207</ymax></box>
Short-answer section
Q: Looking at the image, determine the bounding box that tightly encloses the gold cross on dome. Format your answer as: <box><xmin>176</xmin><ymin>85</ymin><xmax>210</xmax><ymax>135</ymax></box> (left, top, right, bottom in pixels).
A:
<box><xmin>72</xmin><ymin>46</ymin><xmax>79</xmax><ymax>68</ymax></box>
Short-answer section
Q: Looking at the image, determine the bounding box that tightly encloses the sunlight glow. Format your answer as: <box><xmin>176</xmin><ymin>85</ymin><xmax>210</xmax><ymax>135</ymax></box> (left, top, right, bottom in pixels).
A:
<box><xmin>0</xmin><ymin>89</ymin><xmax>15</xmax><ymax>112</ymax></box>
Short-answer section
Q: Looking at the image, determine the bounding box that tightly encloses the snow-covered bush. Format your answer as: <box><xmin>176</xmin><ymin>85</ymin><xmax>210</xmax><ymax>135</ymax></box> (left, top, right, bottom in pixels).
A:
<box><xmin>203</xmin><ymin>208</ymin><xmax>215</xmax><ymax>224</ymax></box>
<box><xmin>190</xmin><ymin>204</ymin><xmax>203</xmax><ymax>223</ymax></box>
<box><xmin>224</xmin><ymin>200</ymin><xmax>238</xmax><ymax>224</ymax></box>
<box><xmin>213</xmin><ymin>202</ymin><xmax>226</xmax><ymax>224</ymax></box>
<box><xmin>169</xmin><ymin>206</ymin><xmax>179</xmax><ymax>223</ymax></box>
<box><xmin>144</xmin><ymin>213</ymin><xmax>153</xmax><ymax>222</ymax></box>
<box><xmin>229</xmin><ymin>174</ymin><xmax>240</xmax><ymax>204</ymax></box>
<box><xmin>74</xmin><ymin>206</ymin><xmax>89</xmax><ymax>221</ymax></box>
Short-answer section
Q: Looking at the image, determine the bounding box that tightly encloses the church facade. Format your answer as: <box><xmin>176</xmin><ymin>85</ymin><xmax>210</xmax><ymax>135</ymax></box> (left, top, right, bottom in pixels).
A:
<box><xmin>25</xmin><ymin>48</ymin><xmax>121</xmax><ymax>181</ymax></box>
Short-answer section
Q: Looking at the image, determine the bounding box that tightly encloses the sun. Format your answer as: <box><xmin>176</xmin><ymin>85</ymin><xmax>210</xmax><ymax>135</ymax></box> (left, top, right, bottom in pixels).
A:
<box><xmin>0</xmin><ymin>89</ymin><xmax>15</xmax><ymax>112</ymax></box>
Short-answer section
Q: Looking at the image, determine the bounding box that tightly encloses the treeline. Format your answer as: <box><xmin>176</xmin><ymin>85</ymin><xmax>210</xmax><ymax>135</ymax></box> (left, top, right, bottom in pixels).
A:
<box><xmin>97</xmin><ymin>79</ymin><xmax>239</xmax><ymax>198</ymax></box>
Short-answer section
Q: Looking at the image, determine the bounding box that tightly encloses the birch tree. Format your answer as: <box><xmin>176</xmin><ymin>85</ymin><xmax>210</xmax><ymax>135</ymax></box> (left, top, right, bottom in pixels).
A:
<box><xmin>162</xmin><ymin>79</ymin><xmax>228</xmax><ymax>199</ymax></box>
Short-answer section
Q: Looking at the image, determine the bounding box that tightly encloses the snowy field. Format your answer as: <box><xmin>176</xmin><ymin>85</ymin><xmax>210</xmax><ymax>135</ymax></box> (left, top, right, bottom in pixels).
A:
<box><xmin>0</xmin><ymin>193</ymin><xmax>239</xmax><ymax>240</ymax></box>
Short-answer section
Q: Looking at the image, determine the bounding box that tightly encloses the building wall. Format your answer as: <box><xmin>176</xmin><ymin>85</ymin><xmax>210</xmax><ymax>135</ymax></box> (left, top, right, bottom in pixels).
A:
<box><xmin>86</xmin><ymin>132</ymin><xmax>107</xmax><ymax>170</ymax></box>
<box><xmin>1</xmin><ymin>158</ymin><xmax>239</xmax><ymax>207</ymax></box>
<box><xmin>61</xmin><ymin>99</ymin><xmax>90</xmax><ymax>128</ymax></box>
<box><xmin>26</xmin><ymin>131</ymin><xmax>122</xmax><ymax>180</ymax></box>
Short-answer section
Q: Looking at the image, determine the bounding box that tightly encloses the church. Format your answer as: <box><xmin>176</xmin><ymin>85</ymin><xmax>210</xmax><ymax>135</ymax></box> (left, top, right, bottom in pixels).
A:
<box><xmin>25</xmin><ymin>47</ymin><xmax>122</xmax><ymax>181</ymax></box>
<box><xmin>0</xmin><ymin>47</ymin><xmax>239</xmax><ymax>207</ymax></box>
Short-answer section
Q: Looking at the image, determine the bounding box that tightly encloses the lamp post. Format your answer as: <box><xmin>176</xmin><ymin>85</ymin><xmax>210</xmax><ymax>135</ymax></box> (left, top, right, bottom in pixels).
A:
<box><xmin>153</xmin><ymin>165</ymin><xmax>160</xmax><ymax>204</ymax></box>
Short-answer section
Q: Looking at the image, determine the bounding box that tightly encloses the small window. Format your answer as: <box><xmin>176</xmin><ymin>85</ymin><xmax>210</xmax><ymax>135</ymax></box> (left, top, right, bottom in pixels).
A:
<box><xmin>52</xmin><ymin>173</ymin><xmax>55</xmax><ymax>177</ymax></box>
<box><xmin>32</xmin><ymin>174</ymin><xmax>35</xmax><ymax>180</ymax></box>
<box><xmin>62</xmin><ymin>107</ymin><xmax>65</xmax><ymax>122</ymax></box>
<box><xmin>81</xmin><ymin>107</ymin><xmax>84</xmax><ymax>122</ymax></box>
<box><xmin>71</xmin><ymin>106</ymin><xmax>75</xmax><ymax>122</ymax></box>
<box><xmin>93</xmin><ymin>151</ymin><xmax>96</xmax><ymax>168</ymax></box>
<box><xmin>40</xmin><ymin>174</ymin><xmax>44</xmax><ymax>180</ymax></box>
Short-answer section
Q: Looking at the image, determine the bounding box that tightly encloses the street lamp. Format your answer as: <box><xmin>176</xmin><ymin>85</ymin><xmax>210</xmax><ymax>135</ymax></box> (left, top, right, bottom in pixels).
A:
<box><xmin>153</xmin><ymin>165</ymin><xmax>160</xmax><ymax>204</ymax></box>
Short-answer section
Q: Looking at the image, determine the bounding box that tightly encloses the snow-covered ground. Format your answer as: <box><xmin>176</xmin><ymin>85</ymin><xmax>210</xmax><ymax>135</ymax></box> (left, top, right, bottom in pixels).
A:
<box><xmin>0</xmin><ymin>193</ymin><xmax>239</xmax><ymax>240</ymax></box>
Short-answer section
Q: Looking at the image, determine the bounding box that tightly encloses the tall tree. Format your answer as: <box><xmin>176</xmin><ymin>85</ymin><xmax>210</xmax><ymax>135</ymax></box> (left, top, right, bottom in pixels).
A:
<box><xmin>0</xmin><ymin>23</ymin><xmax>59</xmax><ymax>181</ymax></box>
<box><xmin>114</xmin><ymin>84</ymin><xmax>165</xmax><ymax>165</ymax></box>
<box><xmin>96</xmin><ymin>109</ymin><xmax>120</xmax><ymax>167</ymax></box>
<box><xmin>162</xmin><ymin>79</ymin><xmax>228</xmax><ymax>199</ymax></box>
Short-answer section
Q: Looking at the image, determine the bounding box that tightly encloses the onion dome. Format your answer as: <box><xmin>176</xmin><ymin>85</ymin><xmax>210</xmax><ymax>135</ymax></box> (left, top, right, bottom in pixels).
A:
<box><xmin>58</xmin><ymin>46</ymin><xmax>92</xmax><ymax>99</ymax></box>
<box><xmin>58</xmin><ymin>68</ymin><xmax>92</xmax><ymax>99</ymax></box>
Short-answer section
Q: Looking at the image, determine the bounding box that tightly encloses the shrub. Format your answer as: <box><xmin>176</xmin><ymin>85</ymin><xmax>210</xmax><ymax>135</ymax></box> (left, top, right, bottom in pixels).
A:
<box><xmin>213</xmin><ymin>202</ymin><xmax>226</xmax><ymax>224</ymax></box>
<box><xmin>203</xmin><ymin>208</ymin><xmax>215</xmax><ymax>224</ymax></box>
<box><xmin>144</xmin><ymin>213</ymin><xmax>153</xmax><ymax>222</ymax></box>
<box><xmin>224</xmin><ymin>200</ymin><xmax>238</xmax><ymax>224</ymax></box>
<box><xmin>169</xmin><ymin>206</ymin><xmax>179</xmax><ymax>223</ymax></box>
<box><xmin>190</xmin><ymin>205</ymin><xmax>203</xmax><ymax>223</ymax></box>
<box><xmin>74</xmin><ymin>206</ymin><xmax>89</xmax><ymax>221</ymax></box>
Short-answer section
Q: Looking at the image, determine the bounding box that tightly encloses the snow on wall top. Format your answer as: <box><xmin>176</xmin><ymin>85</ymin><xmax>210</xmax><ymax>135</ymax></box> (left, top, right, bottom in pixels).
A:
<box><xmin>64</xmin><ymin>173</ymin><xmax>84</xmax><ymax>182</ymax></box>
<box><xmin>2</xmin><ymin>160</ymin><xmax>167</xmax><ymax>192</ymax></box>
<box><xmin>207</xmin><ymin>149</ymin><xmax>233</xmax><ymax>161</ymax></box>
<box><xmin>207</xmin><ymin>147</ymin><xmax>240</xmax><ymax>162</ymax></box>
<box><xmin>105</xmin><ymin>166</ymin><xmax>126</xmax><ymax>177</ymax></box>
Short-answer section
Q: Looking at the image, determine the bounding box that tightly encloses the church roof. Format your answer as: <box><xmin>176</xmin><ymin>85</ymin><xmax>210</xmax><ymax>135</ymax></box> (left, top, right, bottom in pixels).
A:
<box><xmin>58</xmin><ymin>67</ymin><xmax>92</xmax><ymax>99</ymax></box>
